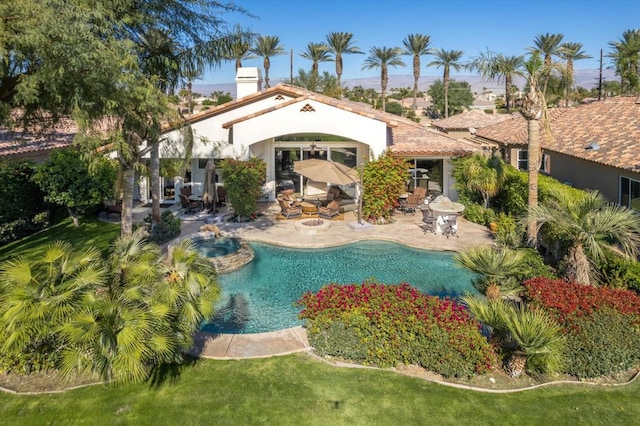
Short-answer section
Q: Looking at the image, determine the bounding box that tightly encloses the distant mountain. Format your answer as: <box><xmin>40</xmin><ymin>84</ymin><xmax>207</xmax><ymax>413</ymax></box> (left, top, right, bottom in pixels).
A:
<box><xmin>193</xmin><ymin>69</ymin><xmax>616</xmax><ymax>98</ymax></box>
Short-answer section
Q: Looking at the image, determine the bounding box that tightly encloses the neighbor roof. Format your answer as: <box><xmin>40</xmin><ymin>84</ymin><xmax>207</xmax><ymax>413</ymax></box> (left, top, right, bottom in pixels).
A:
<box><xmin>431</xmin><ymin>109</ymin><xmax>516</xmax><ymax>132</ymax></box>
<box><xmin>0</xmin><ymin>118</ymin><xmax>77</xmax><ymax>159</ymax></box>
<box><xmin>475</xmin><ymin>96</ymin><xmax>640</xmax><ymax>172</ymax></box>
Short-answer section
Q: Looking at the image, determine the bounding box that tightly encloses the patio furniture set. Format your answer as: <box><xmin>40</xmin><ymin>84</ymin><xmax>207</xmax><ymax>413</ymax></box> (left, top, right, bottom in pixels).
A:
<box><xmin>398</xmin><ymin>189</ymin><xmax>464</xmax><ymax>238</ymax></box>
<box><xmin>278</xmin><ymin>188</ymin><xmax>343</xmax><ymax>220</ymax></box>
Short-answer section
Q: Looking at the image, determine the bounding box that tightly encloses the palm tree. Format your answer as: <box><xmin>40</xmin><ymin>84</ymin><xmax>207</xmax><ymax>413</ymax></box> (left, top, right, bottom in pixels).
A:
<box><xmin>300</xmin><ymin>42</ymin><xmax>332</xmax><ymax>78</ymax></box>
<box><xmin>607</xmin><ymin>29</ymin><xmax>640</xmax><ymax>94</ymax></box>
<box><xmin>454</xmin><ymin>246</ymin><xmax>525</xmax><ymax>301</ymax></box>
<box><xmin>428</xmin><ymin>49</ymin><xmax>464</xmax><ymax>117</ymax></box>
<box><xmin>325</xmin><ymin>32</ymin><xmax>363</xmax><ymax>95</ymax></box>
<box><xmin>401</xmin><ymin>33</ymin><xmax>431</xmax><ymax>110</ymax></box>
<box><xmin>528</xmin><ymin>33</ymin><xmax>564</xmax><ymax>95</ymax></box>
<box><xmin>558</xmin><ymin>42</ymin><xmax>591</xmax><ymax>107</ymax></box>
<box><xmin>362</xmin><ymin>46</ymin><xmax>405</xmax><ymax>112</ymax></box>
<box><xmin>467</xmin><ymin>51</ymin><xmax>525</xmax><ymax>112</ymax></box>
<box><xmin>223</xmin><ymin>24</ymin><xmax>257</xmax><ymax>71</ymax></box>
<box><xmin>251</xmin><ymin>35</ymin><xmax>285</xmax><ymax>88</ymax></box>
<box><xmin>526</xmin><ymin>188</ymin><xmax>640</xmax><ymax>286</ymax></box>
<box><xmin>0</xmin><ymin>242</ymin><xmax>105</xmax><ymax>371</ymax></box>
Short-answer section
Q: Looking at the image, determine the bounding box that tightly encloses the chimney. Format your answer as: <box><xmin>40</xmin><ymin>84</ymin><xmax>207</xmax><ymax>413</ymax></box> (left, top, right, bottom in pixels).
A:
<box><xmin>235</xmin><ymin>67</ymin><xmax>262</xmax><ymax>99</ymax></box>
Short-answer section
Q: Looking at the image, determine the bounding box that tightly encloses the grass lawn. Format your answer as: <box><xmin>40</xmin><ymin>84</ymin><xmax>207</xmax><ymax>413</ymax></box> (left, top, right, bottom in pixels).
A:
<box><xmin>0</xmin><ymin>216</ymin><xmax>120</xmax><ymax>262</ymax></box>
<box><xmin>0</xmin><ymin>353</ymin><xmax>638</xmax><ymax>425</ymax></box>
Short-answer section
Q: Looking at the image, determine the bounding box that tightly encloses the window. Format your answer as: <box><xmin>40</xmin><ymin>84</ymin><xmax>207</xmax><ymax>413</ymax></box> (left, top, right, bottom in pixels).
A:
<box><xmin>620</xmin><ymin>176</ymin><xmax>640</xmax><ymax>211</ymax></box>
<box><xmin>540</xmin><ymin>153</ymin><xmax>550</xmax><ymax>173</ymax></box>
<box><xmin>517</xmin><ymin>149</ymin><xmax>528</xmax><ymax>170</ymax></box>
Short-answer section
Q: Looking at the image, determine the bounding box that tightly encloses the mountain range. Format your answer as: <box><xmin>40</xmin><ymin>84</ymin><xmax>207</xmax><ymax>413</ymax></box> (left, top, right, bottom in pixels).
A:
<box><xmin>193</xmin><ymin>69</ymin><xmax>616</xmax><ymax>99</ymax></box>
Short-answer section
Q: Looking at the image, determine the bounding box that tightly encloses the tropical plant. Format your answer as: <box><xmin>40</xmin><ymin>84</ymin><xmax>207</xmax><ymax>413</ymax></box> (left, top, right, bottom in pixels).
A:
<box><xmin>325</xmin><ymin>32</ymin><xmax>363</xmax><ymax>95</ymax></box>
<box><xmin>362</xmin><ymin>46</ymin><xmax>406</xmax><ymax>113</ymax></box>
<box><xmin>289</xmin><ymin>70</ymin><xmax>340</xmax><ymax>97</ymax></box>
<box><xmin>454</xmin><ymin>246</ymin><xmax>525</xmax><ymax>301</ymax></box>
<box><xmin>451</xmin><ymin>154</ymin><xmax>505</xmax><ymax>208</ymax></box>
<box><xmin>300</xmin><ymin>42</ymin><xmax>332</xmax><ymax>78</ymax></box>
<box><xmin>607</xmin><ymin>29</ymin><xmax>640</xmax><ymax>94</ymax></box>
<box><xmin>219</xmin><ymin>158</ymin><xmax>266</xmax><ymax>220</ymax></box>
<box><xmin>0</xmin><ymin>241</ymin><xmax>106</xmax><ymax>373</ymax></box>
<box><xmin>401</xmin><ymin>33</ymin><xmax>431</xmax><ymax>110</ymax></box>
<box><xmin>525</xmin><ymin>188</ymin><xmax>640</xmax><ymax>285</ymax></box>
<box><xmin>427</xmin><ymin>49</ymin><xmax>464</xmax><ymax>117</ymax></box>
<box><xmin>558</xmin><ymin>42</ymin><xmax>591</xmax><ymax>107</ymax></box>
<box><xmin>33</xmin><ymin>148</ymin><xmax>117</xmax><ymax>227</ymax></box>
<box><xmin>528</xmin><ymin>33</ymin><xmax>565</xmax><ymax>96</ymax></box>
<box><xmin>222</xmin><ymin>24</ymin><xmax>257</xmax><ymax>71</ymax></box>
<box><xmin>466</xmin><ymin>51</ymin><xmax>525</xmax><ymax>112</ymax></box>
<box><xmin>251</xmin><ymin>35</ymin><xmax>285</xmax><ymax>88</ymax></box>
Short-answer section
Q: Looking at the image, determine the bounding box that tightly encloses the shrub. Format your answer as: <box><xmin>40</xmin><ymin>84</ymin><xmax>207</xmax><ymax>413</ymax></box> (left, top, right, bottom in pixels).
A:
<box><xmin>296</xmin><ymin>282</ymin><xmax>498</xmax><ymax>377</ymax></box>
<box><xmin>144</xmin><ymin>210</ymin><xmax>181</xmax><ymax>243</ymax></box>
<box><xmin>461</xmin><ymin>203</ymin><xmax>487</xmax><ymax>225</ymax></box>
<box><xmin>362</xmin><ymin>153</ymin><xmax>409</xmax><ymax>224</ymax></box>
<box><xmin>524</xmin><ymin>277</ymin><xmax>640</xmax><ymax>378</ymax></box>
<box><xmin>597</xmin><ymin>249</ymin><xmax>640</xmax><ymax>293</ymax></box>
<box><xmin>493</xmin><ymin>213</ymin><xmax>520</xmax><ymax>248</ymax></box>
<box><xmin>514</xmin><ymin>248</ymin><xmax>556</xmax><ymax>282</ymax></box>
<box><xmin>219</xmin><ymin>157</ymin><xmax>266</xmax><ymax>219</ymax></box>
<box><xmin>563</xmin><ymin>308</ymin><xmax>640</xmax><ymax>378</ymax></box>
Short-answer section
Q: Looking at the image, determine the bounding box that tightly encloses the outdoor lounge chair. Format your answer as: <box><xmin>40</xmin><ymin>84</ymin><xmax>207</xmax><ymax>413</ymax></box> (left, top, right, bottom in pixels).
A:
<box><xmin>278</xmin><ymin>199</ymin><xmax>302</xmax><ymax>219</ymax></box>
<box><xmin>403</xmin><ymin>193</ymin><xmax>421</xmax><ymax>215</ymax></box>
<box><xmin>318</xmin><ymin>200</ymin><xmax>340</xmax><ymax>219</ymax></box>
<box><xmin>180</xmin><ymin>194</ymin><xmax>200</xmax><ymax>214</ymax></box>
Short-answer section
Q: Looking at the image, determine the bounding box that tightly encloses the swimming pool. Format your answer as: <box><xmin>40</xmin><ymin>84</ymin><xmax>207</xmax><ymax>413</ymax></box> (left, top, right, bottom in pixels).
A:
<box><xmin>201</xmin><ymin>240</ymin><xmax>477</xmax><ymax>334</ymax></box>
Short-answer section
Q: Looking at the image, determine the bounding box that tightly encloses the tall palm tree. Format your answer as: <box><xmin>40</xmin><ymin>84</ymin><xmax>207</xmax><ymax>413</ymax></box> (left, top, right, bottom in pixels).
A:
<box><xmin>325</xmin><ymin>32</ymin><xmax>363</xmax><ymax>96</ymax></box>
<box><xmin>362</xmin><ymin>46</ymin><xmax>405</xmax><ymax>112</ymax></box>
<box><xmin>300</xmin><ymin>42</ymin><xmax>332</xmax><ymax>78</ymax></box>
<box><xmin>251</xmin><ymin>35</ymin><xmax>285</xmax><ymax>88</ymax></box>
<box><xmin>428</xmin><ymin>49</ymin><xmax>464</xmax><ymax>117</ymax></box>
<box><xmin>223</xmin><ymin>24</ymin><xmax>257</xmax><ymax>71</ymax></box>
<box><xmin>558</xmin><ymin>42</ymin><xmax>591</xmax><ymax>107</ymax></box>
<box><xmin>467</xmin><ymin>51</ymin><xmax>525</xmax><ymax>112</ymax></box>
<box><xmin>401</xmin><ymin>33</ymin><xmax>431</xmax><ymax>110</ymax></box>
<box><xmin>528</xmin><ymin>33</ymin><xmax>564</xmax><ymax>95</ymax></box>
<box><xmin>526</xmin><ymin>188</ymin><xmax>640</xmax><ymax>286</ymax></box>
<box><xmin>607</xmin><ymin>29</ymin><xmax>640</xmax><ymax>94</ymax></box>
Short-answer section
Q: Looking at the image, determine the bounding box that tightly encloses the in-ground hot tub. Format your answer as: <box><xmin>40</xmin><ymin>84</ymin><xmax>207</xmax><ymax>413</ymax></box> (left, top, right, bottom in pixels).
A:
<box><xmin>171</xmin><ymin>232</ymin><xmax>254</xmax><ymax>274</ymax></box>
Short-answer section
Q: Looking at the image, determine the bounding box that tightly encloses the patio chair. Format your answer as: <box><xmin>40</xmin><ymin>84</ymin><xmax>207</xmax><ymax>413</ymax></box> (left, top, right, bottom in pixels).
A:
<box><xmin>318</xmin><ymin>200</ymin><xmax>341</xmax><ymax>219</ymax></box>
<box><xmin>403</xmin><ymin>193</ymin><xmax>421</xmax><ymax>215</ymax></box>
<box><xmin>442</xmin><ymin>213</ymin><xmax>459</xmax><ymax>238</ymax></box>
<box><xmin>280</xmin><ymin>189</ymin><xmax>301</xmax><ymax>206</ymax></box>
<box><xmin>413</xmin><ymin>187</ymin><xmax>427</xmax><ymax>203</ymax></box>
<box><xmin>278</xmin><ymin>199</ymin><xmax>302</xmax><ymax>219</ymax></box>
<box><xmin>420</xmin><ymin>207</ymin><xmax>436</xmax><ymax>234</ymax></box>
<box><xmin>216</xmin><ymin>185</ymin><xmax>227</xmax><ymax>207</ymax></box>
<box><xmin>180</xmin><ymin>194</ymin><xmax>200</xmax><ymax>214</ymax></box>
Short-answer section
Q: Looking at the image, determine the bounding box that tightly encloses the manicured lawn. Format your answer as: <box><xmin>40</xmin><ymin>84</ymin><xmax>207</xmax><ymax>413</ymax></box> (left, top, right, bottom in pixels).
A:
<box><xmin>0</xmin><ymin>216</ymin><xmax>120</xmax><ymax>262</ymax></box>
<box><xmin>0</xmin><ymin>353</ymin><xmax>638</xmax><ymax>425</ymax></box>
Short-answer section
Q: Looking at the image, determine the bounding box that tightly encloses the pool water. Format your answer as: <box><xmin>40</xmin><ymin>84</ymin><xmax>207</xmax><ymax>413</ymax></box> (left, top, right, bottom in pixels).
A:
<box><xmin>201</xmin><ymin>241</ymin><xmax>478</xmax><ymax>334</ymax></box>
<box><xmin>193</xmin><ymin>237</ymin><xmax>241</xmax><ymax>258</ymax></box>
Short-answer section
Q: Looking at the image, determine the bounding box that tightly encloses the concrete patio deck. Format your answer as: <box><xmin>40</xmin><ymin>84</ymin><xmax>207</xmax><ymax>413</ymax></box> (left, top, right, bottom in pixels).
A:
<box><xmin>132</xmin><ymin>201</ymin><xmax>495</xmax><ymax>360</ymax></box>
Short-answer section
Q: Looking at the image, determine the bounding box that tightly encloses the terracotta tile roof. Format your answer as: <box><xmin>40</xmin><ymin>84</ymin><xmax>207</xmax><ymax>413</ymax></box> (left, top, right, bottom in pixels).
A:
<box><xmin>0</xmin><ymin>117</ymin><xmax>77</xmax><ymax>158</ymax></box>
<box><xmin>389</xmin><ymin>119</ymin><xmax>483</xmax><ymax>157</ymax></box>
<box><xmin>431</xmin><ymin>109</ymin><xmax>516</xmax><ymax>131</ymax></box>
<box><xmin>475</xmin><ymin>96</ymin><xmax>640</xmax><ymax>171</ymax></box>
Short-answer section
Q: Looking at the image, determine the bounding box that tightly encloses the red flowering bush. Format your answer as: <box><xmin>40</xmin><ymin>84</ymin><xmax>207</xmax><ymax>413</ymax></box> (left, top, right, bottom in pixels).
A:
<box><xmin>296</xmin><ymin>282</ymin><xmax>498</xmax><ymax>377</ymax></box>
<box><xmin>524</xmin><ymin>277</ymin><xmax>640</xmax><ymax>378</ymax></box>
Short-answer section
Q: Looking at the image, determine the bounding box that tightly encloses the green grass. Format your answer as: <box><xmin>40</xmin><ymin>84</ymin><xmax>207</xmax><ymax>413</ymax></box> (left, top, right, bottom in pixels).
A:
<box><xmin>0</xmin><ymin>216</ymin><xmax>120</xmax><ymax>262</ymax></box>
<box><xmin>0</xmin><ymin>354</ymin><xmax>638</xmax><ymax>425</ymax></box>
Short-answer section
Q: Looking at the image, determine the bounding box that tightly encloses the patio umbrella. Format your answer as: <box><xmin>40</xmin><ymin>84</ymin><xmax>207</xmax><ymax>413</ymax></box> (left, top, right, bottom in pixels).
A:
<box><xmin>203</xmin><ymin>159</ymin><xmax>217</xmax><ymax>212</ymax></box>
<box><xmin>293</xmin><ymin>159</ymin><xmax>358</xmax><ymax>186</ymax></box>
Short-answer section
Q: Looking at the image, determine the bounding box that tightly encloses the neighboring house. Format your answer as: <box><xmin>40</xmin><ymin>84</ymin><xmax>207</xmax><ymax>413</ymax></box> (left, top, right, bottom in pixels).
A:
<box><xmin>0</xmin><ymin>119</ymin><xmax>76</xmax><ymax>163</ymax></box>
<box><xmin>152</xmin><ymin>68</ymin><xmax>481</xmax><ymax>203</ymax></box>
<box><xmin>431</xmin><ymin>109</ymin><xmax>516</xmax><ymax>140</ymax></box>
<box><xmin>474</xmin><ymin>96</ymin><xmax>640</xmax><ymax>210</ymax></box>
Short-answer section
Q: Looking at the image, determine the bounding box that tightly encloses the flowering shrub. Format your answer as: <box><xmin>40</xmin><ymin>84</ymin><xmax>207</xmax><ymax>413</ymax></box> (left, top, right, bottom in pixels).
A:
<box><xmin>296</xmin><ymin>282</ymin><xmax>497</xmax><ymax>377</ymax></box>
<box><xmin>524</xmin><ymin>277</ymin><xmax>640</xmax><ymax>378</ymax></box>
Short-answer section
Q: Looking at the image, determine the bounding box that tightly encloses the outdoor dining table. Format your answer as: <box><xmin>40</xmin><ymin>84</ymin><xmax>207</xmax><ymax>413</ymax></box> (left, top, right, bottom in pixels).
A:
<box><xmin>428</xmin><ymin>201</ymin><xmax>465</xmax><ymax>235</ymax></box>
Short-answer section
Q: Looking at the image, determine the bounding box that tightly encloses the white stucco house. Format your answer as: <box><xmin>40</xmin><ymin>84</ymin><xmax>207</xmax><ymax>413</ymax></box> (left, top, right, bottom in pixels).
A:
<box><xmin>142</xmin><ymin>68</ymin><xmax>481</xmax><ymax>204</ymax></box>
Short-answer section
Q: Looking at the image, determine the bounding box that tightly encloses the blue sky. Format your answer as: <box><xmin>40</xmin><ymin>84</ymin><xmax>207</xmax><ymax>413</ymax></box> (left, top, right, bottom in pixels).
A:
<box><xmin>202</xmin><ymin>0</ymin><xmax>639</xmax><ymax>84</ymax></box>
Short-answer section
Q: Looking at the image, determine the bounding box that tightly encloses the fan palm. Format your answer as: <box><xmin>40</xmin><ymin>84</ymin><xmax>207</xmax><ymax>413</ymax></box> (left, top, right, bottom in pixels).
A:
<box><xmin>428</xmin><ymin>49</ymin><xmax>464</xmax><ymax>117</ymax></box>
<box><xmin>251</xmin><ymin>35</ymin><xmax>285</xmax><ymax>88</ymax></box>
<box><xmin>467</xmin><ymin>51</ymin><xmax>524</xmax><ymax>112</ymax></box>
<box><xmin>325</xmin><ymin>32</ymin><xmax>363</xmax><ymax>95</ymax></box>
<box><xmin>454</xmin><ymin>246</ymin><xmax>525</xmax><ymax>301</ymax></box>
<box><xmin>0</xmin><ymin>242</ymin><xmax>105</xmax><ymax>369</ymax></box>
<box><xmin>558</xmin><ymin>42</ymin><xmax>591</xmax><ymax>107</ymax></box>
<box><xmin>362</xmin><ymin>46</ymin><xmax>405</xmax><ymax>113</ymax></box>
<box><xmin>300</xmin><ymin>42</ymin><xmax>332</xmax><ymax>78</ymax></box>
<box><xmin>401</xmin><ymin>33</ymin><xmax>431</xmax><ymax>110</ymax></box>
<box><xmin>526</xmin><ymin>188</ymin><xmax>640</xmax><ymax>286</ymax></box>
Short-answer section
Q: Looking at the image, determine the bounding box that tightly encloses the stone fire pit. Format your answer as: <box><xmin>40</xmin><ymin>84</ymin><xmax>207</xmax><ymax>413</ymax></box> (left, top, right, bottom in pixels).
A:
<box><xmin>294</xmin><ymin>218</ymin><xmax>331</xmax><ymax>235</ymax></box>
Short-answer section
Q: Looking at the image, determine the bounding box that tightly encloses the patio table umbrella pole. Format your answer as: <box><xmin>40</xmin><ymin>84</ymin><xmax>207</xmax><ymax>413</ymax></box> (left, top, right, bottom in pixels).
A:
<box><xmin>204</xmin><ymin>159</ymin><xmax>217</xmax><ymax>213</ymax></box>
